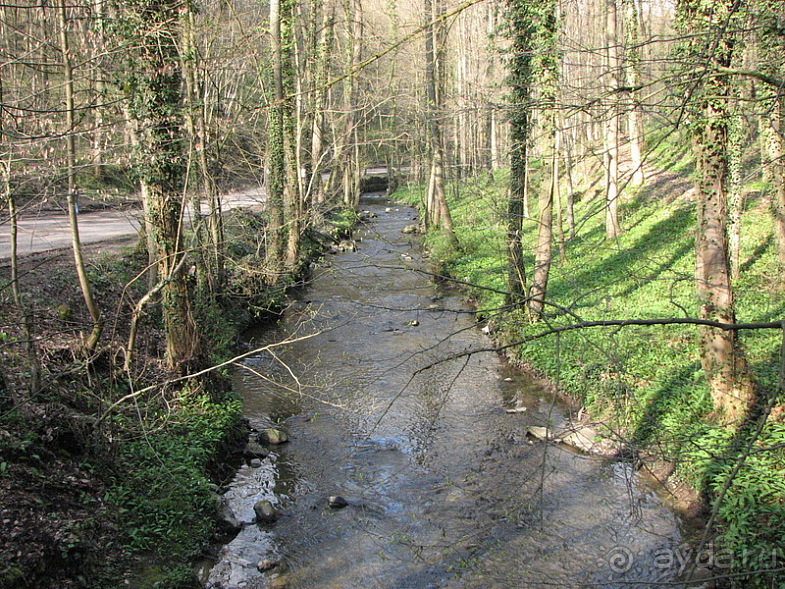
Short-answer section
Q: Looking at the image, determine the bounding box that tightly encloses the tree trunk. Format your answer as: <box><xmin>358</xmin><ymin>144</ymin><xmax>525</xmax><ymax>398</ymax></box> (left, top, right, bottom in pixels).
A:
<box><xmin>727</xmin><ymin>76</ymin><xmax>746</xmax><ymax>282</ymax></box>
<box><xmin>282</xmin><ymin>0</ymin><xmax>301</xmax><ymax>267</ymax></box>
<box><xmin>622</xmin><ymin>0</ymin><xmax>644</xmax><ymax>187</ymax></box>
<box><xmin>504</xmin><ymin>0</ymin><xmax>534</xmax><ymax>306</ymax></box>
<box><xmin>680</xmin><ymin>0</ymin><xmax>754</xmax><ymax>419</ymax></box>
<box><xmin>528</xmin><ymin>0</ymin><xmax>560</xmax><ymax>317</ymax></box>
<box><xmin>267</xmin><ymin>0</ymin><xmax>286</xmax><ymax>276</ymax></box>
<box><xmin>423</xmin><ymin>0</ymin><xmax>457</xmax><ymax>243</ymax></box>
<box><xmin>58</xmin><ymin>0</ymin><xmax>103</xmax><ymax>353</ymax></box>
<box><xmin>604</xmin><ymin>0</ymin><xmax>621</xmax><ymax>240</ymax></box>
<box><xmin>529</xmin><ymin>119</ymin><xmax>555</xmax><ymax>317</ymax></box>
<box><xmin>309</xmin><ymin>3</ymin><xmax>334</xmax><ymax>205</ymax></box>
<box><xmin>122</xmin><ymin>0</ymin><xmax>206</xmax><ymax>374</ymax></box>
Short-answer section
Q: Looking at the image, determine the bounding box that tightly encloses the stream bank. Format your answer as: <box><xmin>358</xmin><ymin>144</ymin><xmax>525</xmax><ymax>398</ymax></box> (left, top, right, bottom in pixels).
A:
<box><xmin>204</xmin><ymin>194</ymin><xmax>704</xmax><ymax>589</ymax></box>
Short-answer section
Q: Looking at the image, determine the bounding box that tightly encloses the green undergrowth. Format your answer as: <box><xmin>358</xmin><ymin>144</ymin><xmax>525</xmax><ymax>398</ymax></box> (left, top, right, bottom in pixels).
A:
<box><xmin>104</xmin><ymin>205</ymin><xmax>361</xmax><ymax>587</ymax></box>
<box><xmin>103</xmin><ymin>392</ymin><xmax>244</xmax><ymax>586</ymax></box>
<box><xmin>394</xmin><ymin>150</ymin><xmax>785</xmax><ymax>587</ymax></box>
<box><xmin>0</xmin><ymin>204</ymin><xmax>361</xmax><ymax>589</ymax></box>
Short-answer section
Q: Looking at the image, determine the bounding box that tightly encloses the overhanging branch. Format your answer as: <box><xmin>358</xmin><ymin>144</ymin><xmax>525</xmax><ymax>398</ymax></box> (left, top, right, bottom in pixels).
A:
<box><xmin>415</xmin><ymin>315</ymin><xmax>784</xmax><ymax>374</ymax></box>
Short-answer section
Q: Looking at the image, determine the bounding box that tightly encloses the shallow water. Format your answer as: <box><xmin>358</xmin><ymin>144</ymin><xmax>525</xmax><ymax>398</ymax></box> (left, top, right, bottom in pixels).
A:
<box><xmin>204</xmin><ymin>194</ymin><xmax>693</xmax><ymax>589</ymax></box>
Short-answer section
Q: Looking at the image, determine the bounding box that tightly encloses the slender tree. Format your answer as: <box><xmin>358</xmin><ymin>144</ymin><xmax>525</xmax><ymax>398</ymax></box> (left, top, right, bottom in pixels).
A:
<box><xmin>424</xmin><ymin>0</ymin><xmax>457</xmax><ymax>242</ymax></box>
<box><xmin>528</xmin><ymin>0</ymin><xmax>560</xmax><ymax>318</ymax></box>
<box><xmin>58</xmin><ymin>0</ymin><xmax>104</xmax><ymax>353</ymax></box>
<box><xmin>622</xmin><ymin>0</ymin><xmax>644</xmax><ymax>187</ymax></box>
<box><xmin>604</xmin><ymin>0</ymin><xmax>622</xmax><ymax>240</ymax></box>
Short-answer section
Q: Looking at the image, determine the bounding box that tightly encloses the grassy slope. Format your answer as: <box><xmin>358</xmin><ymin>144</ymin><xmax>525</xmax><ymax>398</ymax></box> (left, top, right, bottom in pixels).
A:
<box><xmin>396</xmin><ymin>133</ymin><xmax>785</xmax><ymax>587</ymax></box>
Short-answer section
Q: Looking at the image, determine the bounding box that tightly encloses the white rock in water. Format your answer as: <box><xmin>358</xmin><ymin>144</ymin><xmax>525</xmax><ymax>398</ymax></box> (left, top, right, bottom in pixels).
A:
<box><xmin>526</xmin><ymin>426</ymin><xmax>557</xmax><ymax>442</ymax></box>
<box><xmin>505</xmin><ymin>406</ymin><xmax>527</xmax><ymax>414</ymax></box>
<box><xmin>254</xmin><ymin>499</ymin><xmax>278</xmax><ymax>523</ymax></box>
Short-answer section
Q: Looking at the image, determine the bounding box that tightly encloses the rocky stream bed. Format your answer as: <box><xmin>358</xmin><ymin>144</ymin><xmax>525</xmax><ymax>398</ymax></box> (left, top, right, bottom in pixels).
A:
<box><xmin>202</xmin><ymin>194</ymin><xmax>704</xmax><ymax>589</ymax></box>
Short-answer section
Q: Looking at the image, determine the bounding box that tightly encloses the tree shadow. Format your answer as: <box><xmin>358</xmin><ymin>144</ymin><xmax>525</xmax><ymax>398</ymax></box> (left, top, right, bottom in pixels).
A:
<box><xmin>738</xmin><ymin>233</ymin><xmax>774</xmax><ymax>275</ymax></box>
<box><xmin>550</xmin><ymin>206</ymin><xmax>695</xmax><ymax>309</ymax></box>
<box><xmin>630</xmin><ymin>361</ymin><xmax>703</xmax><ymax>448</ymax></box>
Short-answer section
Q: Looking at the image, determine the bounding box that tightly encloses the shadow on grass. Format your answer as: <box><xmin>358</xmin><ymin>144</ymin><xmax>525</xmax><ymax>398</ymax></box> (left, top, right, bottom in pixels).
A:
<box><xmin>551</xmin><ymin>206</ymin><xmax>695</xmax><ymax>308</ymax></box>
<box><xmin>624</xmin><ymin>164</ymin><xmax>695</xmax><ymax>219</ymax></box>
<box><xmin>630</xmin><ymin>361</ymin><xmax>703</xmax><ymax>448</ymax></box>
<box><xmin>739</xmin><ymin>233</ymin><xmax>774</xmax><ymax>275</ymax></box>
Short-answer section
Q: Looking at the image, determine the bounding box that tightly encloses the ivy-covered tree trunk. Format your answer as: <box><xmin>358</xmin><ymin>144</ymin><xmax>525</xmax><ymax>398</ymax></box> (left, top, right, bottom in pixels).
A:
<box><xmin>309</xmin><ymin>2</ymin><xmax>334</xmax><ymax>205</ymax></box>
<box><xmin>678</xmin><ymin>0</ymin><xmax>754</xmax><ymax>419</ymax></box>
<box><xmin>504</xmin><ymin>0</ymin><xmax>534</xmax><ymax>306</ymax></box>
<box><xmin>120</xmin><ymin>0</ymin><xmax>205</xmax><ymax>374</ymax></box>
<box><xmin>267</xmin><ymin>0</ymin><xmax>286</xmax><ymax>276</ymax></box>
<box><xmin>528</xmin><ymin>0</ymin><xmax>560</xmax><ymax>318</ymax></box>
<box><xmin>282</xmin><ymin>0</ymin><xmax>301</xmax><ymax>268</ymax></box>
<box><xmin>757</xmin><ymin>0</ymin><xmax>785</xmax><ymax>271</ymax></box>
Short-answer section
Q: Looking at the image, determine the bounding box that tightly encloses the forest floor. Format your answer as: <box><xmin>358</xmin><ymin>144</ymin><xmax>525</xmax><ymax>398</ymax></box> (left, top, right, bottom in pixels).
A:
<box><xmin>1</xmin><ymin>238</ymin><xmax>156</xmax><ymax>588</ymax></box>
<box><xmin>0</xmin><ymin>200</ymin><xmax>311</xmax><ymax>588</ymax></box>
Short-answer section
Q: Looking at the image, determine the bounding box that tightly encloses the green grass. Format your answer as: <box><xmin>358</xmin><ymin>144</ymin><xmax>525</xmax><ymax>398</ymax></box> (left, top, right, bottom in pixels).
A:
<box><xmin>105</xmin><ymin>393</ymin><xmax>243</xmax><ymax>559</ymax></box>
<box><xmin>394</xmin><ymin>145</ymin><xmax>785</xmax><ymax>588</ymax></box>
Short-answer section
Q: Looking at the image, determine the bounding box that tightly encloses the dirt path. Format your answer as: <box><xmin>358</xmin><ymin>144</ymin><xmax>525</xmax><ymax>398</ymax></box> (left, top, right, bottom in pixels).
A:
<box><xmin>0</xmin><ymin>186</ymin><xmax>266</xmax><ymax>260</ymax></box>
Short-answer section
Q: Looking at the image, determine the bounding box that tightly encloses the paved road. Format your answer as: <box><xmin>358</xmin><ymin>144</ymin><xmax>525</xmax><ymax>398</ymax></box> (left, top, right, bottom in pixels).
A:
<box><xmin>0</xmin><ymin>186</ymin><xmax>266</xmax><ymax>260</ymax></box>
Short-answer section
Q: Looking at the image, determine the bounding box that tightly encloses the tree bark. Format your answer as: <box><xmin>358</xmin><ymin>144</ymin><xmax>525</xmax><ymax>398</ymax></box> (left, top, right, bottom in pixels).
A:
<box><xmin>681</xmin><ymin>0</ymin><xmax>755</xmax><ymax>418</ymax></box>
<box><xmin>282</xmin><ymin>0</ymin><xmax>301</xmax><ymax>267</ymax></box>
<box><xmin>267</xmin><ymin>0</ymin><xmax>286</xmax><ymax>276</ymax></box>
<box><xmin>505</xmin><ymin>0</ymin><xmax>534</xmax><ymax>306</ymax></box>
<box><xmin>604</xmin><ymin>0</ymin><xmax>621</xmax><ymax>240</ymax></box>
<box><xmin>622</xmin><ymin>0</ymin><xmax>644</xmax><ymax>187</ymax></box>
<box><xmin>309</xmin><ymin>2</ymin><xmax>334</xmax><ymax>205</ymax></box>
<box><xmin>58</xmin><ymin>0</ymin><xmax>103</xmax><ymax>353</ymax></box>
<box><xmin>529</xmin><ymin>120</ymin><xmax>555</xmax><ymax>317</ymax></box>
<box><xmin>121</xmin><ymin>0</ymin><xmax>206</xmax><ymax>374</ymax></box>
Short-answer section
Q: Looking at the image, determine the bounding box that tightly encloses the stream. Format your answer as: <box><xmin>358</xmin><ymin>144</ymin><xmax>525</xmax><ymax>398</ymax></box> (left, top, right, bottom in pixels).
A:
<box><xmin>203</xmin><ymin>193</ymin><xmax>697</xmax><ymax>589</ymax></box>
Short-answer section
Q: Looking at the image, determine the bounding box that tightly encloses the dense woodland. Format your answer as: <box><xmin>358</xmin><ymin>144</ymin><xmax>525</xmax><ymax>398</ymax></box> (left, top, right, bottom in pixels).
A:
<box><xmin>1</xmin><ymin>0</ymin><xmax>785</xmax><ymax>587</ymax></box>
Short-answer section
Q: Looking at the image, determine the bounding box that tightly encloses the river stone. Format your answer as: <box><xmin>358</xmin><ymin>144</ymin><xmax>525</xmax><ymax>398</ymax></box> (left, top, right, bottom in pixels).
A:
<box><xmin>526</xmin><ymin>426</ymin><xmax>557</xmax><ymax>442</ymax></box>
<box><xmin>261</xmin><ymin>428</ymin><xmax>289</xmax><ymax>445</ymax></box>
<box><xmin>250</xmin><ymin>458</ymin><xmax>263</xmax><ymax>468</ymax></box>
<box><xmin>257</xmin><ymin>558</ymin><xmax>279</xmax><ymax>572</ymax></box>
<box><xmin>213</xmin><ymin>494</ymin><xmax>242</xmax><ymax>533</ymax></box>
<box><xmin>402</xmin><ymin>224</ymin><xmax>419</xmax><ymax>234</ymax></box>
<box><xmin>244</xmin><ymin>440</ymin><xmax>269</xmax><ymax>459</ymax></box>
<box><xmin>254</xmin><ymin>500</ymin><xmax>278</xmax><ymax>524</ymax></box>
<box><xmin>558</xmin><ymin>426</ymin><xmax>597</xmax><ymax>453</ymax></box>
<box><xmin>505</xmin><ymin>406</ymin><xmax>527</xmax><ymax>414</ymax></box>
<box><xmin>327</xmin><ymin>495</ymin><xmax>349</xmax><ymax>508</ymax></box>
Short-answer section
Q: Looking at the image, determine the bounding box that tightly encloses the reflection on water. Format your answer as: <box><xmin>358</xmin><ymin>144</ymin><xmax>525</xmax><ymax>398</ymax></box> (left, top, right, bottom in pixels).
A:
<box><xmin>204</xmin><ymin>195</ymin><xmax>694</xmax><ymax>589</ymax></box>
